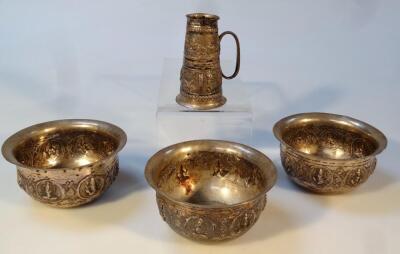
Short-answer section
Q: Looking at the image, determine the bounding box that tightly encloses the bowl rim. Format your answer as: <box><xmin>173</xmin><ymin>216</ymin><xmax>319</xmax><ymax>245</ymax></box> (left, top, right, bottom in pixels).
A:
<box><xmin>273</xmin><ymin>112</ymin><xmax>388</xmax><ymax>161</ymax></box>
<box><xmin>145</xmin><ymin>139</ymin><xmax>277</xmax><ymax>209</ymax></box>
<box><xmin>1</xmin><ymin>119</ymin><xmax>127</xmax><ymax>171</ymax></box>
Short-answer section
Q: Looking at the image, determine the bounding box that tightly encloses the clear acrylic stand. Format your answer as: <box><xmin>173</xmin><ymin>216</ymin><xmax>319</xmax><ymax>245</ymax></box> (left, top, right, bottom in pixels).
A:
<box><xmin>156</xmin><ymin>58</ymin><xmax>253</xmax><ymax>147</ymax></box>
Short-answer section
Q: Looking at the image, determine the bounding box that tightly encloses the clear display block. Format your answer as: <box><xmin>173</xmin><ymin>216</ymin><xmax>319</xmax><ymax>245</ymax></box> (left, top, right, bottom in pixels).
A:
<box><xmin>156</xmin><ymin>59</ymin><xmax>253</xmax><ymax>147</ymax></box>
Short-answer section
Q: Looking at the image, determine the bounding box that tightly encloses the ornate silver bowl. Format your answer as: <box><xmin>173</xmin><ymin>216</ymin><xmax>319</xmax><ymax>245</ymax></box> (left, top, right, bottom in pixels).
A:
<box><xmin>2</xmin><ymin>119</ymin><xmax>127</xmax><ymax>207</ymax></box>
<box><xmin>273</xmin><ymin>112</ymin><xmax>387</xmax><ymax>193</ymax></box>
<box><xmin>145</xmin><ymin>140</ymin><xmax>277</xmax><ymax>241</ymax></box>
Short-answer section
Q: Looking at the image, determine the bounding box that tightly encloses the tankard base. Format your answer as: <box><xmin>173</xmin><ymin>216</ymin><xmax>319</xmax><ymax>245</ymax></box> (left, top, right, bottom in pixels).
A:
<box><xmin>176</xmin><ymin>93</ymin><xmax>226</xmax><ymax>110</ymax></box>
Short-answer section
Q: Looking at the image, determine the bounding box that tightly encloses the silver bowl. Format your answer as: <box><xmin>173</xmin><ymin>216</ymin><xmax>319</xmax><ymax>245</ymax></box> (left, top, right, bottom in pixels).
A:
<box><xmin>145</xmin><ymin>140</ymin><xmax>277</xmax><ymax>241</ymax></box>
<box><xmin>273</xmin><ymin>112</ymin><xmax>387</xmax><ymax>193</ymax></box>
<box><xmin>2</xmin><ymin>119</ymin><xmax>127</xmax><ymax>207</ymax></box>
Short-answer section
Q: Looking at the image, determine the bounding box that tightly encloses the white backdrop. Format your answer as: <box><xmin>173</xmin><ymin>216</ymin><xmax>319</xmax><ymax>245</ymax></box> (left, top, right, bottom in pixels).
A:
<box><xmin>0</xmin><ymin>1</ymin><xmax>399</xmax><ymax>253</ymax></box>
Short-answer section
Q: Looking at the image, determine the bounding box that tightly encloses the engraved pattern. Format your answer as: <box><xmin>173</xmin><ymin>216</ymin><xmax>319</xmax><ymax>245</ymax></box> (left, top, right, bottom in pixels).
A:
<box><xmin>282</xmin><ymin>125</ymin><xmax>377</xmax><ymax>159</ymax></box>
<box><xmin>78</xmin><ymin>175</ymin><xmax>106</xmax><ymax>199</ymax></box>
<box><xmin>156</xmin><ymin>193</ymin><xmax>266</xmax><ymax>241</ymax></box>
<box><xmin>281</xmin><ymin>145</ymin><xmax>376</xmax><ymax>193</ymax></box>
<box><xmin>16</xmin><ymin>157</ymin><xmax>119</xmax><ymax>207</ymax></box>
<box><xmin>157</xmin><ymin>151</ymin><xmax>266</xmax><ymax>196</ymax></box>
<box><xmin>36</xmin><ymin>179</ymin><xmax>63</xmax><ymax>203</ymax></box>
<box><xmin>15</xmin><ymin>131</ymin><xmax>117</xmax><ymax>169</ymax></box>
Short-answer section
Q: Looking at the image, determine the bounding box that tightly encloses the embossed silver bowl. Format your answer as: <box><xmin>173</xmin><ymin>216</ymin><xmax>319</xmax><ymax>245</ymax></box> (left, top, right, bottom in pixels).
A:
<box><xmin>273</xmin><ymin>112</ymin><xmax>387</xmax><ymax>193</ymax></box>
<box><xmin>2</xmin><ymin>119</ymin><xmax>127</xmax><ymax>208</ymax></box>
<box><xmin>145</xmin><ymin>140</ymin><xmax>277</xmax><ymax>241</ymax></box>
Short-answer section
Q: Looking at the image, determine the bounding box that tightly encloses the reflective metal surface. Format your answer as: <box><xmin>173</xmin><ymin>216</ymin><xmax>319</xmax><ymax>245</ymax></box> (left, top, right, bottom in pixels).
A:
<box><xmin>177</xmin><ymin>13</ymin><xmax>240</xmax><ymax>110</ymax></box>
<box><xmin>2</xmin><ymin>119</ymin><xmax>127</xmax><ymax>207</ymax></box>
<box><xmin>145</xmin><ymin>140</ymin><xmax>277</xmax><ymax>241</ymax></box>
<box><xmin>273</xmin><ymin>112</ymin><xmax>387</xmax><ymax>193</ymax></box>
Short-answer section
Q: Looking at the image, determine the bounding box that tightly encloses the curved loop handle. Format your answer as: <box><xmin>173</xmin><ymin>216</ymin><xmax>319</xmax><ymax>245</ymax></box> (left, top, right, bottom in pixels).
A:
<box><xmin>219</xmin><ymin>31</ymin><xmax>240</xmax><ymax>79</ymax></box>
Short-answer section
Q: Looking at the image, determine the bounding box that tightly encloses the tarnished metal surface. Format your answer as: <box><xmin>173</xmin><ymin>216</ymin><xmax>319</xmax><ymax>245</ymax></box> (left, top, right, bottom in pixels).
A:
<box><xmin>2</xmin><ymin>119</ymin><xmax>127</xmax><ymax>207</ymax></box>
<box><xmin>273</xmin><ymin>113</ymin><xmax>387</xmax><ymax>193</ymax></box>
<box><xmin>177</xmin><ymin>13</ymin><xmax>240</xmax><ymax>110</ymax></box>
<box><xmin>145</xmin><ymin>140</ymin><xmax>277</xmax><ymax>241</ymax></box>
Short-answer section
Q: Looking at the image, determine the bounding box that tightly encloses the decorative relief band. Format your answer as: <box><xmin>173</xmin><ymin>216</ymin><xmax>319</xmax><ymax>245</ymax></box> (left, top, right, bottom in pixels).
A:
<box><xmin>16</xmin><ymin>158</ymin><xmax>119</xmax><ymax>207</ymax></box>
<box><xmin>281</xmin><ymin>145</ymin><xmax>376</xmax><ymax>192</ymax></box>
<box><xmin>156</xmin><ymin>194</ymin><xmax>266</xmax><ymax>241</ymax></box>
<box><xmin>187</xmin><ymin>26</ymin><xmax>218</xmax><ymax>33</ymax></box>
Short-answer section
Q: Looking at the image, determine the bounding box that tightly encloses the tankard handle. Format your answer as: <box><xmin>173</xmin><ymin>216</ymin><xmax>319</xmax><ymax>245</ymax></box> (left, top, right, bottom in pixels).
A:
<box><xmin>219</xmin><ymin>31</ymin><xmax>240</xmax><ymax>79</ymax></box>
